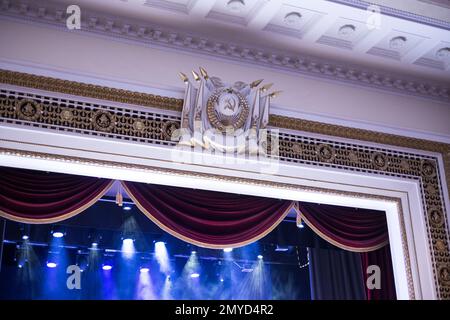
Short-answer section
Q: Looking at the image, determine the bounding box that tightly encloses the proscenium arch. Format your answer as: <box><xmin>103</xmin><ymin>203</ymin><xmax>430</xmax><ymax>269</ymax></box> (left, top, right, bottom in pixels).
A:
<box><xmin>0</xmin><ymin>140</ymin><xmax>436</xmax><ymax>300</ymax></box>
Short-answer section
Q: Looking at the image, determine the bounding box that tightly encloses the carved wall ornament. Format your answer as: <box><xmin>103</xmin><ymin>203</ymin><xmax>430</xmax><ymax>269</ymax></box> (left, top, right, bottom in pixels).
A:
<box><xmin>292</xmin><ymin>142</ymin><xmax>303</xmax><ymax>154</ymax></box>
<box><xmin>426</xmin><ymin>183</ymin><xmax>437</xmax><ymax>195</ymax></box>
<box><xmin>316</xmin><ymin>144</ymin><xmax>335</xmax><ymax>162</ymax></box>
<box><xmin>133</xmin><ymin>120</ymin><xmax>146</xmax><ymax>132</ymax></box>
<box><xmin>348</xmin><ymin>150</ymin><xmax>359</xmax><ymax>163</ymax></box>
<box><xmin>161</xmin><ymin>121</ymin><xmax>180</xmax><ymax>141</ymax></box>
<box><xmin>438</xmin><ymin>264</ymin><xmax>450</xmax><ymax>286</ymax></box>
<box><xmin>400</xmin><ymin>158</ymin><xmax>410</xmax><ymax>170</ymax></box>
<box><xmin>436</xmin><ymin>240</ymin><xmax>448</xmax><ymax>253</ymax></box>
<box><xmin>429</xmin><ymin>207</ymin><xmax>444</xmax><ymax>228</ymax></box>
<box><xmin>421</xmin><ymin>160</ymin><xmax>437</xmax><ymax>178</ymax></box>
<box><xmin>15</xmin><ymin>99</ymin><xmax>41</xmax><ymax>121</ymax></box>
<box><xmin>372</xmin><ymin>152</ymin><xmax>389</xmax><ymax>170</ymax></box>
<box><xmin>60</xmin><ymin>108</ymin><xmax>74</xmax><ymax>122</ymax></box>
<box><xmin>92</xmin><ymin>110</ymin><xmax>115</xmax><ymax>132</ymax></box>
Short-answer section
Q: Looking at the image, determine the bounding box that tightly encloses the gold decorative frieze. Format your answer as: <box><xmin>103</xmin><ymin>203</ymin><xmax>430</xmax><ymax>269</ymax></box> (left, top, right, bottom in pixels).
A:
<box><xmin>0</xmin><ymin>92</ymin><xmax>179</xmax><ymax>144</ymax></box>
<box><xmin>0</xmin><ymin>69</ymin><xmax>183</xmax><ymax>112</ymax></box>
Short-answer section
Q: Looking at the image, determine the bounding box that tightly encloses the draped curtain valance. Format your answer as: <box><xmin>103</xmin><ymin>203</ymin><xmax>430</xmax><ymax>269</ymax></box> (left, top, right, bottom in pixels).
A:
<box><xmin>0</xmin><ymin>167</ymin><xmax>113</xmax><ymax>224</ymax></box>
<box><xmin>297</xmin><ymin>202</ymin><xmax>389</xmax><ymax>252</ymax></box>
<box><xmin>122</xmin><ymin>181</ymin><xmax>293</xmax><ymax>248</ymax></box>
<box><xmin>0</xmin><ymin>167</ymin><xmax>389</xmax><ymax>251</ymax></box>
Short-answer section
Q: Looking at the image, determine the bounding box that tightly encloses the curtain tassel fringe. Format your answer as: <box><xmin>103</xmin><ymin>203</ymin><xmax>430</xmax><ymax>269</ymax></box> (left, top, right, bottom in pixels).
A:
<box><xmin>116</xmin><ymin>191</ymin><xmax>123</xmax><ymax>207</ymax></box>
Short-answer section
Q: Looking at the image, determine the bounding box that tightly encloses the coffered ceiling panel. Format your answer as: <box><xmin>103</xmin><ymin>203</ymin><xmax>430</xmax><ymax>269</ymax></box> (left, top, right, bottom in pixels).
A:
<box><xmin>317</xmin><ymin>17</ymin><xmax>373</xmax><ymax>50</ymax></box>
<box><xmin>367</xmin><ymin>30</ymin><xmax>428</xmax><ymax>60</ymax></box>
<box><xmin>415</xmin><ymin>42</ymin><xmax>450</xmax><ymax>70</ymax></box>
<box><xmin>206</xmin><ymin>0</ymin><xmax>265</xmax><ymax>25</ymax></box>
<box><xmin>263</xmin><ymin>4</ymin><xmax>324</xmax><ymax>38</ymax></box>
<box><xmin>142</xmin><ymin>0</ymin><xmax>196</xmax><ymax>15</ymax></box>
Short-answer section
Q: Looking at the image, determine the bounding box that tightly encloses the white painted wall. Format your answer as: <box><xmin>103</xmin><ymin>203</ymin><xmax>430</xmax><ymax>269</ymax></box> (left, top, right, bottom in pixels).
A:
<box><xmin>0</xmin><ymin>18</ymin><xmax>449</xmax><ymax>143</ymax></box>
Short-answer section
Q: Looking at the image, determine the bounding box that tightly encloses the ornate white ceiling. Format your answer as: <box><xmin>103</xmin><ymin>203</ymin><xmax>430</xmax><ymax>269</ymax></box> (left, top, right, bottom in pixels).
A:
<box><xmin>1</xmin><ymin>0</ymin><xmax>450</xmax><ymax>101</ymax></box>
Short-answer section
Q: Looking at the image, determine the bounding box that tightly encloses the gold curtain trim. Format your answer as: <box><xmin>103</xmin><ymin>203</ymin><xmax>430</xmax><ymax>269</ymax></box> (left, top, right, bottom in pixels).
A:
<box><xmin>300</xmin><ymin>212</ymin><xmax>388</xmax><ymax>253</ymax></box>
<box><xmin>0</xmin><ymin>180</ymin><xmax>114</xmax><ymax>224</ymax></box>
<box><xmin>121</xmin><ymin>181</ymin><xmax>295</xmax><ymax>249</ymax></box>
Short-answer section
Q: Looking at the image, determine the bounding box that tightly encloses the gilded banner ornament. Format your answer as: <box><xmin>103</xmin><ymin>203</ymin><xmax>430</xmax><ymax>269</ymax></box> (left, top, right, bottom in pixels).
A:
<box><xmin>175</xmin><ymin>67</ymin><xmax>281</xmax><ymax>154</ymax></box>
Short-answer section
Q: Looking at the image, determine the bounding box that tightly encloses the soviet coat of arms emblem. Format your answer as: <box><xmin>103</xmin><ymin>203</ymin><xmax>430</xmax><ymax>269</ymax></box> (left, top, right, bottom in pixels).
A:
<box><xmin>175</xmin><ymin>67</ymin><xmax>281</xmax><ymax>154</ymax></box>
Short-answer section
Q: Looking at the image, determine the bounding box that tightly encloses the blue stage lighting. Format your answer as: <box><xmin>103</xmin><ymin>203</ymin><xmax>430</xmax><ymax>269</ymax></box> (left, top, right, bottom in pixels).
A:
<box><xmin>52</xmin><ymin>232</ymin><xmax>64</xmax><ymax>238</ymax></box>
<box><xmin>22</xmin><ymin>235</ymin><xmax>29</xmax><ymax>240</ymax></box>
<box><xmin>102</xmin><ymin>264</ymin><xmax>112</xmax><ymax>271</ymax></box>
<box><xmin>190</xmin><ymin>273</ymin><xmax>200</xmax><ymax>278</ymax></box>
<box><xmin>123</xmin><ymin>205</ymin><xmax>132</xmax><ymax>211</ymax></box>
<box><xmin>46</xmin><ymin>262</ymin><xmax>57</xmax><ymax>268</ymax></box>
<box><xmin>223</xmin><ymin>248</ymin><xmax>233</xmax><ymax>253</ymax></box>
<box><xmin>275</xmin><ymin>245</ymin><xmax>290</xmax><ymax>252</ymax></box>
<box><xmin>121</xmin><ymin>238</ymin><xmax>135</xmax><ymax>259</ymax></box>
<box><xmin>140</xmin><ymin>267</ymin><xmax>150</xmax><ymax>273</ymax></box>
<box><xmin>154</xmin><ymin>241</ymin><xmax>171</xmax><ymax>274</ymax></box>
<box><xmin>257</xmin><ymin>255</ymin><xmax>263</xmax><ymax>259</ymax></box>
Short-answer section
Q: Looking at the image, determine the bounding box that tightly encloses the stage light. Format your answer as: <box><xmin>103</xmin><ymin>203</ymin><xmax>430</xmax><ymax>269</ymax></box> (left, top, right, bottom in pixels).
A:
<box><xmin>275</xmin><ymin>245</ymin><xmax>289</xmax><ymax>252</ymax></box>
<box><xmin>22</xmin><ymin>235</ymin><xmax>29</xmax><ymax>240</ymax></box>
<box><xmin>257</xmin><ymin>255</ymin><xmax>263</xmax><ymax>259</ymax></box>
<box><xmin>46</xmin><ymin>262</ymin><xmax>57</xmax><ymax>268</ymax></box>
<box><xmin>52</xmin><ymin>231</ymin><xmax>64</xmax><ymax>238</ymax></box>
<box><xmin>102</xmin><ymin>264</ymin><xmax>112</xmax><ymax>271</ymax></box>
<box><xmin>220</xmin><ymin>277</ymin><xmax>224</xmax><ymax>282</ymax></box>
<box><xmin>191</xmin><ymin>250</ymin><xmax>196</xmax><ymax>255</ymax></box>
<box><xmin>298</xmin><ymin>223</ymin><xmax>304</xmax><ymax>229</ymax></box>
<box><xmin>190</xmin><ymin>273</ymin><xmax>200</xmax><ymax>278</ymax></box>
<box><xmin>154</xmin><ymin>241</ymin><xmax>170</xmax><ymax>274</ymax></box>
<box><xmin>137</xmin><ymin>263</ymin><xmax>156</xmax><ymax>300</ymax></box>
<box><xmin>123</xmin><ymin>205</ymin><xmax>132</xmax><ymax>211</ymax></box>
<box><xmin>223</xmin><ymin>248</ymin><xmax>233</xmax><ymax>253</ymax></box>
<box><xmin>121</xmin><ymin>238</ymin><xmax>135</xmax><ymax>259</ymax></box>
<box><xmin>91</xmin><ymin>242</ymin><xmax>98</xmax><ymax>248</ymax></box>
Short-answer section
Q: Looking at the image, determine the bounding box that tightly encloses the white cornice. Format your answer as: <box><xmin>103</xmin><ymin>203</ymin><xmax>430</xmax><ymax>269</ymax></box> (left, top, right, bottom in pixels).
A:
<box><xmin>0</xmin><ymin>0</ymin><xmax>449</xmax><ymax>103</ymax></box>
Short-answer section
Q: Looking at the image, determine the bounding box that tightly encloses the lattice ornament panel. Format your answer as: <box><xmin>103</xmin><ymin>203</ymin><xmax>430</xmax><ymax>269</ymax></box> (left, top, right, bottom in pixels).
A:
<box><xmin>0</xmin><ymin>89</ymin><xmax>449</xmax><ymax>299</ymax></box>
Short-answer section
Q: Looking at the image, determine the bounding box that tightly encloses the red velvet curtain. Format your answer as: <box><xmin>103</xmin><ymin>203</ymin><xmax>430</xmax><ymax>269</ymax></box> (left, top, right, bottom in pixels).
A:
<box><xmin>361</xmin><ymin>245</ymin><xmax>397</xmax><ymax>300</ymax></box>
<box><xmin>298</xmin><ymin>202</ymin><xmax>389</xmax><ymax>252</ymax></box>
<box><xmin>122</xmin><ymin>181</ymin><xmax>293</xmax><ymax>248</ymax></box>
<box><xmin>298</xmin><ymin>202</ymin><xmax>396</xmax><ymax>300</ymax></box>
<box><xmin>0</xmin><ymin>167</ymin><xmax>113</xmax><ymax>223</ymax></box>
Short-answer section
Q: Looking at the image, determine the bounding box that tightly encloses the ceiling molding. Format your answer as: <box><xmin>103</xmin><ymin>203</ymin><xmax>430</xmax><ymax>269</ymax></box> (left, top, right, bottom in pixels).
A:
<box><xmin>0</xmin><ymin>0</ymin><xmax>449</xmax><ymax>103</ymax></box>
<box><xmin>327</xmin><ymin>0</ymin><xmax>450</xmax><ymax>30</ymax></box>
